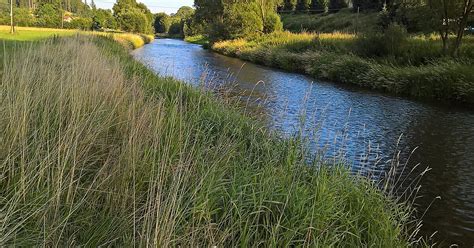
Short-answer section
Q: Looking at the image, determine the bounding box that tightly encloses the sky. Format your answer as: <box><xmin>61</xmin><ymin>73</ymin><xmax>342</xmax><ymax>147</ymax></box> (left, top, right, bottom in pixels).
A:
<box><xmin>94</xmin><ymin>0</ymin><xmax>194</xmax><ymax>14</ymax></box>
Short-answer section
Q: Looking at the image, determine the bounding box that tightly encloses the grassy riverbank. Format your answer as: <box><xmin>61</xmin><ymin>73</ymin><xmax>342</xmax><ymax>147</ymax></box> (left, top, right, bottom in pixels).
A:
<box><xmin>0</xmin><ymin>36</ymin><xmax>420</xmax><ymax>246</ymax></box>
<box><xmin>281</xmin><ymin>9</ymin><xmax>379</xmax><ymax>33</ymax></box>
<box><xmin>0</xmin><ymin>25</ymin><xmax>154</xmax><ymax>49</ymax></box>
<box><xmin>212</xmin><ymin>31</ymin><xmax>474</xmax><ymax>105</ymax></box>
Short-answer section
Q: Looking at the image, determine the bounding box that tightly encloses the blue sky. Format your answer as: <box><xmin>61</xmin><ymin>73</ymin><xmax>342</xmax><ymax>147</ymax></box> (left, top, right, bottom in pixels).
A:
<box><xmin>94</xmin><ymin>0</ymin><xmax>194</xmax><ymax>14</ymax></box>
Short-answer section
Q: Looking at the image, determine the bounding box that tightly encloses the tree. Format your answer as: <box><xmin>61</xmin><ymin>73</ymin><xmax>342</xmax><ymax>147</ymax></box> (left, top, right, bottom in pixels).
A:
<box><xmin>113</xmin><ymin>0</ymin><xmax>153</xmax><ymax>33</ymax></box>
<box><xmin>296</xmin><ymin>0</ymin><xmax>310</xmax><ymax>12</ymax></box>
<box><xmin>311</xmin><ymin>0</ymin><xmax>329</xmax><ymax>12</ymax></box>
<box><xmin>428</xmin><ymin>0</ymin><xmax>474</xmax><ymax>56</ymax></box>
<box><xmin>194</xmin><ymin>0</ymin><xmax>282</xmax><ymax>41</ymax></box>
<box><xmin>283</xmin><ymin>0</ymin><xmax>297</xmax><ymax>11</ymax></box>
<box><xmin>352</xmin><ymin>0</ymin><xmax>384</xmax><ymax>11</ymax></box>
<box><xmin>35</xmin><ymin>3</ymin><xmax>61</xmax><ymax>28</ymax></box>
<box><xmin>92</xmin><ymin>8</ymin><xmax>117</xmax><ymax>30</ymax></box>
<box><xmin>329</xmin><ymin>0</ymin><xmax>347</xmax><ymax>11</ymax></box>
<box><xmin>154</xmin><ymin>12</ymin><xmax>170</xmax><ymax>33</ymax></box>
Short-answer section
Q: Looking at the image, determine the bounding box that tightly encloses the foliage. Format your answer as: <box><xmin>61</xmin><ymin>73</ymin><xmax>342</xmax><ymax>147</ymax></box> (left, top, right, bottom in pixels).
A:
<box><xmin>283</xmin><ymin>0</ymin><xmax>297</xmax><ymax>11</ymax></box>
<box><xmin>352</xmin><ymin>0</ymin><xmax>384</xmax><ymax>11</ymax></box>
<box><xmin>65</xmin><ymin>16</ymin><xmax>92</xmax><ymax>30</ymax></box>
<box><xmin>195</xmin><ymin>0</ymin><xmax>283</xmax><ymax>41</ymax></box>
<box><xmin>281</xmin><ymin>9</ymin><xmax>379</xmax><ymax>33</ymax></box>
<box><xmin>13</xmin><ymin>8</ymin><xmax>36</xmax><ymax>27</ymax></box>
<box><xmin>92</xmin><ymin>9</ymin><xmax>117</xmax><ymax>30</ymax></box>
<box><xmin>296</xmin><ymin>0</ymin><xmax>311</xmax><ymax>12</ymax></box>
<box><xmin>153</xmin><ymin>12</ymin><xmax>170</xmax><ymax>33</ymax></box>
<box><xmin>35</xmin><ymin>3</ymin><xmax>61</xmax><ymax>28</ymax></box>
<box><xmin>263</xmin><ymin>12</ymin><xmax>283</xmax><ymax>33</ymax></box>
<box><xmin>222</xmin><ymin>3</ymin><xmax>264</xmax><ymax>39</ymax></box>
<box><xmin>113</xmin><ymin>0</ymin><xmax>153</xmax><ymax>34</ymax></box>
<box><xmin>329</xmin><ymin>0</ymin><xmax>348</xmax><ymax>11</ymax></box>
<box><xmin>354</xmin><ymin>23</ymin><xmax>408</xmax><ymax>57</ymax></box>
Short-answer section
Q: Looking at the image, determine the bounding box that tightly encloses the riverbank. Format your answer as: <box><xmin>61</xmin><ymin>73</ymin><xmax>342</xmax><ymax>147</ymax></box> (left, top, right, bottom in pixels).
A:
<box><xmin>212</xmin><ymin>31</ymin><xmax>474</xmax><ymax>106</ymax></box>
<box><xmin>0</xmin><ymin>36</ymin><xmax>421</xmax><ymax>246</ymax></box>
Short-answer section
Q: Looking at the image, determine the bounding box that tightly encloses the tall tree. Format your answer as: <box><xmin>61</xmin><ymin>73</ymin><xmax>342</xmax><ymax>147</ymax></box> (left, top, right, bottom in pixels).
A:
<box><xmin>428</xmin><ymin>0</ymin><xmax>474</xmax><ymax>56</ymax></box>
<box><xmin>296</xmin><ymin>0</ymin><xmax>310</xmax><ymax>12</ymax></box>
<box><xmin>283</xmin><ymin>0</ymin><xmax>297</xmax><ymax>11</ymax></box>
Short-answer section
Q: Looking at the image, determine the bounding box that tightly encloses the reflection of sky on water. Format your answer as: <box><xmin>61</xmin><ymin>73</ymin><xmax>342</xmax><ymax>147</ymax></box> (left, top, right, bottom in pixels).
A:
<box><xmin>132</xmin><ymin>39</ymin><xmax>474</xmax><ymax>246</ymax></box>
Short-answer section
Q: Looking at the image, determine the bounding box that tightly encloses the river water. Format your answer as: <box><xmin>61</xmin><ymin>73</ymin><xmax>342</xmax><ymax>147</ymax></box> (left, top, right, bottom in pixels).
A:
<box><xmin>132</xmin><ymin>38</ymin><xmax>474</xmax><ymax>246</ymax></box>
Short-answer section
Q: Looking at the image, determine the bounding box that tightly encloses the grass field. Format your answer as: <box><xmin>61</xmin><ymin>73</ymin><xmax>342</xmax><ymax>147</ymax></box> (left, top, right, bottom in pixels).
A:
<box><xmin>0</xmin><ymin>35</ymin><xmax>421</xmax><ymax>246</ymax></box>
<box><xmin>0</xmin><ymin>25</ymin><xmax>154</xmax><ymax>48</ymax></box>
<box><xmin>0</xmin><ymin>26</ymin><xmax>76</xmax><ymax>41</ymax></box>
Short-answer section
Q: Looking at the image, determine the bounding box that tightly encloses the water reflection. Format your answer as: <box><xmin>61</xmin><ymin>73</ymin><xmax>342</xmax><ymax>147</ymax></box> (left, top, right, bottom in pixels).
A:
<box><xmin>132</xmin><ymin>39</ymin><xmax>474</xmax><ymax>246</ymax></box>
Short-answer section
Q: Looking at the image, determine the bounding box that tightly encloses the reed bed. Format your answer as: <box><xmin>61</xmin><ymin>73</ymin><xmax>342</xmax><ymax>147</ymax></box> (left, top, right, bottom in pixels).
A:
<box><xmin>0</xmin><ymin>36</ymin><xmax>420</xmax><ymax>246</ymax></box>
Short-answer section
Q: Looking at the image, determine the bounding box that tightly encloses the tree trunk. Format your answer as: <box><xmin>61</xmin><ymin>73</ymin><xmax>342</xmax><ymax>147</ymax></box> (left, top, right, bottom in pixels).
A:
<box><xmin>452</xmin><ymin>0</ymin><xmax>473</xmax><ymax>57</ymax></box>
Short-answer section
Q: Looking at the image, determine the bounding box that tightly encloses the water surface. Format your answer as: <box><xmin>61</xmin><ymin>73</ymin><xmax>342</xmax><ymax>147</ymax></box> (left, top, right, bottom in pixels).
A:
<box><xmin>132</xmin><ymin>39</ymin><xmax>474</xmax><ymax>246</ymax></box>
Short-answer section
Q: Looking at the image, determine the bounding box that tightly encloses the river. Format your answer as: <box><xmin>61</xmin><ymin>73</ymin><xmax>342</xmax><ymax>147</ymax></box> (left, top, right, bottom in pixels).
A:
<box><xmin>132</xmin><ymin>38</ymin><xmax>474</xmax><ymax>246</ymax></box>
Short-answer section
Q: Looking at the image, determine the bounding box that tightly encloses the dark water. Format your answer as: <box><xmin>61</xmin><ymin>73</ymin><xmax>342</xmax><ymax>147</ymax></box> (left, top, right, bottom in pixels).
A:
<box><xmin>132</xmin><ymin>39</ymin><xmax>474</xmax><ymax>246</ymax></box>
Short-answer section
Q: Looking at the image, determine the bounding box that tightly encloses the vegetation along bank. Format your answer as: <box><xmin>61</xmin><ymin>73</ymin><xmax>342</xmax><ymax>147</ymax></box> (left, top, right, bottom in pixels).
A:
<box><xmin>180</xmin><ymin>0</ymin><xmax>474</xmax><ymax>106</ymax></box>
<box><xmin>0</xmin><ymin>35</ymin><xmax>422</xmax><ymax>246</ymax></box>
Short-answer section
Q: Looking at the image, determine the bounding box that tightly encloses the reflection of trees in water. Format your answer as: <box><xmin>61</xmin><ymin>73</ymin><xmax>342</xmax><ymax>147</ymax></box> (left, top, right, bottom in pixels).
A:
<box><xmin>399</xmin><ymin>110</ymin><xmax>474</xmax><ymax>246</ymax></box>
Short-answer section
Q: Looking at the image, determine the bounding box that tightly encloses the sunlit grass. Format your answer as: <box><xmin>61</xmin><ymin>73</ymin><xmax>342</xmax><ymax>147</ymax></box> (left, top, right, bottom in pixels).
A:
<box><xmin>0</xmin><ymin>25</ymin><xmax>154</xmax><ymax>48</ymax></box>
<box><xmin>212</xmin><ymin>31</ymin><xmax>474</xmax><ymax>104</ymax></box>
<box><xmin>0</xmin><ymin>35</ymin><xmax>421</xmax><ymax>246</ymax></box>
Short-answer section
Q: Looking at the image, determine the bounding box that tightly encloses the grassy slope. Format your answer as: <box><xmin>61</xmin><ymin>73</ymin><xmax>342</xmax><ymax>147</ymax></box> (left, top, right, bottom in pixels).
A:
<box><xmin>281</xmin><ymin>9</ymin><xmax>379</xmax><ymax>34</ymax></box>
<box><xmin>0</xmin><ymin>36</ymin><xmax>418</xmax><ymax>246</ymax></box>
<box><xmin>212</xmin><ymin>31</ymin><xmax>474</xmax><ymax>105</ymax></box>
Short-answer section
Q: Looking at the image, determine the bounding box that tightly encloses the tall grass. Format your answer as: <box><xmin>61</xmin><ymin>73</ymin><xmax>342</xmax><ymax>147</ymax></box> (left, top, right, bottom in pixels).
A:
<box><xmin>0</xmin><ymin>36</ymin><xmax>420</xmax><ymax>246</ymax></box>
<box><xmin>281</xmin><ymin>9</ymin><xmax>380</xmax><ymax>34</ymax></box>
<box><xmin>212</xmin><ymin>31</ymin><xmax>474</xmax><ymax>104</ymax></box>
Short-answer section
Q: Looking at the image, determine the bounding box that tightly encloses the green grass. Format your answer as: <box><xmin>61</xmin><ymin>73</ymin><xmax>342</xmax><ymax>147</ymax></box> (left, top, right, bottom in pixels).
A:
<box><xmin>185</xmin><ymin>35</ymin><xmax>210</xmax><ymax>46</ymax></box>
<box><xmin>0</xmin><ymin>25</ymin><xmax>154</xmax><ymax>49</ymax></box>
<box><xmin>281</xmin><ymin>9</ymin><xmax>380</xmax><ymax>34</ymax></box>
<box><xmin>0</xmin><ymin>35</ymin><xmax>421</xmax><ymax>246</ymax></box>
<box><xmin>0</xmin><ymin>25</ymin><xmax>76</xmax><ymax>41</ymax></box>
<box><xmin>212</xmin><ymin>31</ymin><xmax>474</xmax><ymax>105</ymax></box>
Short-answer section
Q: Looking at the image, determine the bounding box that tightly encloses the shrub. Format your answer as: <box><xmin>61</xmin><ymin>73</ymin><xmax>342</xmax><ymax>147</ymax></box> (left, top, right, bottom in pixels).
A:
<box><xmin>35</xmin><ymin>3</ymin><xmax>61</xmax><ymax>28</ymax></box>
<box><xmin>354</xmin><ymin>23</ymin><xmax>407</xmax><ymax>57</ymax></box>
<box><xmin>66</xmin><ymin>17</ymin><xmax>93</xmax><ymax>30</ymax></box>
<box><xmin>263</xmin><ymin>12</ymin><xmax>283</xmax><ymax>34</ymax></box>
<box><xmin>14</xmin><ymin>8</ymin><xmax>36</xmax><ymax>27</ymax></box>
<box><xmin>222</xmin><ymin>3</ymin><xmax>263</xmax><ymax>39</ymax></box>
<box><xmin>116</xmin><ymin>9</ymin><xmax>149</xmax><ymax>33</ymax></box>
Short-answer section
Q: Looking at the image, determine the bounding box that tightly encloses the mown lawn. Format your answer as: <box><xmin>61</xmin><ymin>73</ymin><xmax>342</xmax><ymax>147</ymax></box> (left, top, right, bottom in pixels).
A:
<box><xmin>0</xmin><ymin>25</ymin><xmax>76</xmax><ymax>41</ymax></box>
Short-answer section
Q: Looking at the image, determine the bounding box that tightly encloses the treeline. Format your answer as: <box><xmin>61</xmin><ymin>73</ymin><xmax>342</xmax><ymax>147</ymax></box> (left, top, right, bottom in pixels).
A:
<box><xmin>153</xmin><ymin>6</ymin><xmax>203</xmax><ymax>37</ymax></box>
<box><xmin>154</xmin><ymin>1</ymin><xmax>284</xmax><ymax>41</ymax></box>
<box><xmin>0</xmin><ymin>0</ymin><xmax>154</xmax><ymax>33</ymax></box>
<box><xmin>281</xmin><ymin>0</ymin><xmax>391</xmax><ymax>12</ymax></box>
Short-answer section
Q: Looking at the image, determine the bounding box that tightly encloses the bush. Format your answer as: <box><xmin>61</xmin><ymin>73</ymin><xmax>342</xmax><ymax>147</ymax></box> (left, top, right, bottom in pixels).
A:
<box><xmin>14</xmin><ymin>8</ymin><xmax>36</xmax><ymax>27</ymax></box>
<box><xmin>66</xmin><ymin>17</ymin><xmax>92</xmax><ymax>30</ymax></box>
<box><xmin>92</xmin><ymin>9</ymin><xmax>117</xmax><ymax>30</ymax></box>
<box><xmin>116</xmin><ymin>9</ymin><xmax>149</xmax><ymax>33</ymax></box>
<box><xmin>35</xmin><ymin>3</ymin><xmax>61</xmax><ymax>28</ymax></box>
<box><xmin>355</xmin><ymin>23</ymin><xmax>407</xmax><ymax>57</ymax></box>
<box><xmin>263</xmin><ymin>12</ymin><xmax>283</xmax><ymax>34</ymax></box>
<box><xmin>222</xmin><ymin>3</ymin><xmax>263</xmax><ymax>39</ymax></box>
